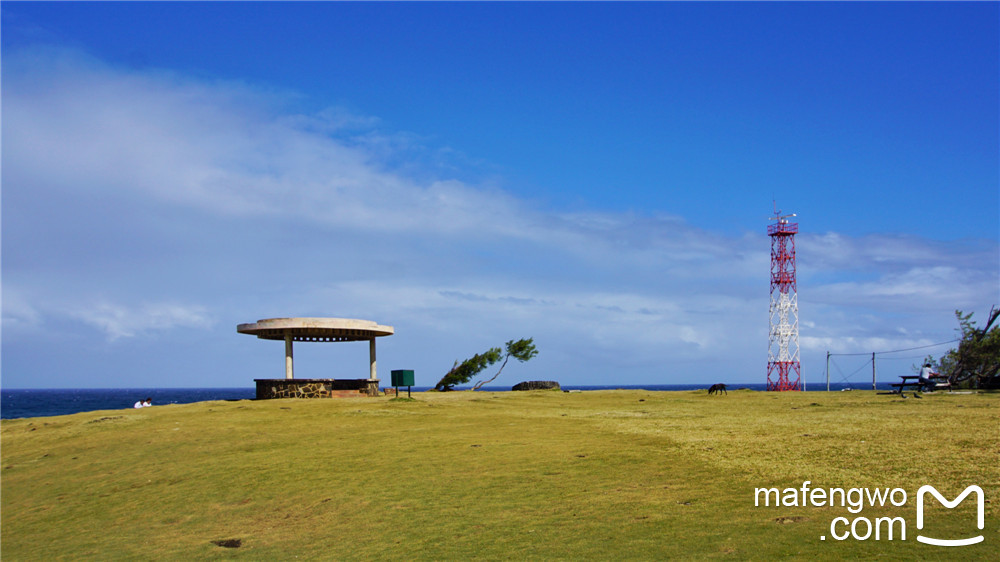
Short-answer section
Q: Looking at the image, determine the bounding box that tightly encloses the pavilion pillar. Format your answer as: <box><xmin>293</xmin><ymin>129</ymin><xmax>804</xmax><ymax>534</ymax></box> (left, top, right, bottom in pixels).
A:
<box><xmin>285</xmin><ymin>334</ymin><xmax>294</xmax><ymax>379</ymax></box>
<box><xmin>367</xmin><ymin>337</ymin><xmax>379</xmax><ymax>396</ymax></box>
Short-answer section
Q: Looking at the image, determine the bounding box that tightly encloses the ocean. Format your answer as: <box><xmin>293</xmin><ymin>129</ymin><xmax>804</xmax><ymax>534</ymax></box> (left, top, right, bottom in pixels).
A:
<box><xmin>0</xmin><ymin>382</ymin><xmax>892</xmax><ymax>419</ymax></box>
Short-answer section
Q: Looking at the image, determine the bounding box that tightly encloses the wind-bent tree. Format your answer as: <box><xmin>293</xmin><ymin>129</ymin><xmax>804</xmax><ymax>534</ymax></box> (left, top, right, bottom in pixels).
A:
<box><xmin>434</xmin><ymin>338</ymin><xmax>538</xmax><ymax>391</ymax></box>
<box><xmin>939</xmin><ymin>307</ymin><xmax>1000</xmax><ymax>388</ymax></box>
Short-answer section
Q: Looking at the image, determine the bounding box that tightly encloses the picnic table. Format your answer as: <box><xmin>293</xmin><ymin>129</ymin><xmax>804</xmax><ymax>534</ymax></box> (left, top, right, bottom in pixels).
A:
<box><xmin>890</xmin><ymin>375</ymin><xmax>951</xmax><ymax>393</ymax></box>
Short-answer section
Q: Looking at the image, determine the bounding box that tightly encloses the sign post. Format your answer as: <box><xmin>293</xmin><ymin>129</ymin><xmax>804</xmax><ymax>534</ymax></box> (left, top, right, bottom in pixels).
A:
<box><xmin>391</xmin><ymin>370</ymin><xmax>415</xmax><ymax>398</ymax></box>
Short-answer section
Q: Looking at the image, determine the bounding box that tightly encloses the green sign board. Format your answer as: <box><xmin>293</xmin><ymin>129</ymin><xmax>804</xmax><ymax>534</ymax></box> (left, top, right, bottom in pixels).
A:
<box><xmin>391</xmin><ymin>370</ymin><xmax>415</xmax><ymax>387</ymax></box>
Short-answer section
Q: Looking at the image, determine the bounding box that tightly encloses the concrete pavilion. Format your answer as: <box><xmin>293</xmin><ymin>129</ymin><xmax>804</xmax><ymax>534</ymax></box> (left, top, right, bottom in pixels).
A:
<box><xmin>237</xmin><ymin>317</ymin><xmax>394</xmax><ymax>398</ymax></box>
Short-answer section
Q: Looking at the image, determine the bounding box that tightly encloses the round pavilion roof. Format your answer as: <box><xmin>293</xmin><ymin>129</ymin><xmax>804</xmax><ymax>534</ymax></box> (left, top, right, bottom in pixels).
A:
<box><xmin>237</xmin><ymin>317</ymin><xmax>394</xmax><ymax>342</ymax></box>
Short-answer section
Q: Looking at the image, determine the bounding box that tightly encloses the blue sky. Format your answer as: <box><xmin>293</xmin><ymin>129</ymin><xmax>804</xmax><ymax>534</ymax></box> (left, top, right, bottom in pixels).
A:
<box><xmin>2</xmin><ymin>2</ymin><xmax>997</xmax><ymax>389</ymax></box>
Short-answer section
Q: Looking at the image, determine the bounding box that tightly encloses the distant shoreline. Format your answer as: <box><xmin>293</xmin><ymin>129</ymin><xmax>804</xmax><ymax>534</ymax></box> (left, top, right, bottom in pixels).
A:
<box><xmin>1</xmin><ymin>383</ymin><xmax>899</xmax><ymax>419</ymax></box>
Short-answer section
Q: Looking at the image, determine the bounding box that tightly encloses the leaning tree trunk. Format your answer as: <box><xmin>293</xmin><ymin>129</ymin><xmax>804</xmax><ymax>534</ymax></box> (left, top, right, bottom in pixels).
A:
<box><xmin>472</xmin><ymin>355</ymin><xmax>510</xmax><ymax>391</ymax></box>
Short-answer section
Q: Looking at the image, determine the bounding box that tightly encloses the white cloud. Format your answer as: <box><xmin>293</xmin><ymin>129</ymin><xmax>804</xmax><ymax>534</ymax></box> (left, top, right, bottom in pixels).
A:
<box><xmin>1</xmin><ymin>288</ymin><xmax>43</xmax><ymax>332</ymax></box>
<box><xmin>800</xmin><ymin>232</ymin><xmax>989</xmax><ymax>273</ymax></box>
<box><xmin>800</xmin><ymin>335</ymin><xmax>941</xmax><ymax>355</ymax></box>
<box><xmin>68</xmin><ymin>301</ymin><xmax>214</xmax><ymax>342</ymax></box>
<box><xmin>306</xmin><ymin>279</ymin><xmax>757</xmax><ymax>365</ymax></box>
<box><xmin>810</xmin><ymin>265</ymin><xmax>995</xmax><ymax>311</ymax></box>
<box><xmin>4</xmin><ymin>47</ymin><xmax>538</xmax><ymax>242</ymax></box>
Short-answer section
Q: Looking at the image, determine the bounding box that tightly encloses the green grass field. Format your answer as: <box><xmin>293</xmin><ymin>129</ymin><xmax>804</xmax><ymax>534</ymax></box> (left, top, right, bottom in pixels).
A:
<box><xmin>2</xmin><ymin>389</ymin><xmax>997</xmax><ymax>560</ymax></box>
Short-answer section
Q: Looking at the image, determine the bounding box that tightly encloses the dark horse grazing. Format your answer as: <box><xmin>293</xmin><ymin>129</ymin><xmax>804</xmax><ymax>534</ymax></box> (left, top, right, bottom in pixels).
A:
<box><xmin>708</xmin><ymin>383</ymin><xmax>727</xmax><ymax>395</ymax></box>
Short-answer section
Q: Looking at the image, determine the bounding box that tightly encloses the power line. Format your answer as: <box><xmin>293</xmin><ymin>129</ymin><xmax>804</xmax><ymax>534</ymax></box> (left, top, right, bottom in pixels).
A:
<box><xmin>828</xmin><ymin>339</ymin><xmax>959</xmax><ymax>357</ymax></box>
<box><xmin>829</xmin><ymin>355</ymin><xmax>872</xmax><ymax>384</ymax></box>
<box><xmin>878</xmin><ymin>354</ymin><xmax>940</xmax><ymax>362</ymax></box>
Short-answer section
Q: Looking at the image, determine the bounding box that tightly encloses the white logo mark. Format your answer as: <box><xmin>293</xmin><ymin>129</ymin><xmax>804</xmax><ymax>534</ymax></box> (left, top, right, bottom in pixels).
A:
<box><xmin>915</xmin><ymin>485</ymin><xmax>984</xmax><ymax>547</ymax></box>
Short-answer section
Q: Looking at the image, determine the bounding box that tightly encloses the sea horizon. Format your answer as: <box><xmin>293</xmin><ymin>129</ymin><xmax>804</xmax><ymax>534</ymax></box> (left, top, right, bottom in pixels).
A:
<box><xmin>1</xmin><ymin>382</ymin><xmax>897</xmax><ymax>419</ymax></box>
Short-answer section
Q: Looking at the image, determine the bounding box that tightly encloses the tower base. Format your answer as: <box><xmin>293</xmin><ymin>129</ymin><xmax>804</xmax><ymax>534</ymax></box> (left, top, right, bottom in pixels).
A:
<box><xmin>767</xmin><ymin>361</ymin><xmax>801</xmax><ymax>391</ymax></box>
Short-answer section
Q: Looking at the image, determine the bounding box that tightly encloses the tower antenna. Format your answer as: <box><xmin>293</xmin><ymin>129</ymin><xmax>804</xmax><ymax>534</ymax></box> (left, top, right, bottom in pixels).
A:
<box><xmin>767</xmin><ymin>205</ymin><xmax>800</xmax><ymax>391</ymax></box>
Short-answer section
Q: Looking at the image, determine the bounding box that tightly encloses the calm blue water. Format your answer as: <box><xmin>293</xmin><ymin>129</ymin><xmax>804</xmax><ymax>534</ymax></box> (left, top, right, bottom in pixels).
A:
<box><xmin>1</xmin><ymin>388</ymin><xmax>257</xmax><ymax>420</ymax></box>
<box><xmin>0</xmin><ymin>383</ymin><xmax>892</xmax><ymax>420</ymax></box>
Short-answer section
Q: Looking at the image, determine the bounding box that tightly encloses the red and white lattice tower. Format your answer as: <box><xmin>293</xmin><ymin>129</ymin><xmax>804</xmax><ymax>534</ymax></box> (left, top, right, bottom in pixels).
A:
<box><xmin>767</xmin><ymin>206</ymin><xmax>800</xmax><ymax>391</ymax></box>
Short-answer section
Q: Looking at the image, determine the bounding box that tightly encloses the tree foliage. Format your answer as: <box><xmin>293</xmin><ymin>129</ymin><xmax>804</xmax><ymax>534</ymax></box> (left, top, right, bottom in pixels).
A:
<box><xmin>940</xmin><ymin>307</ymin><xmax>1000</xmax><ymax>388</ymax></box>
<box><xmin>434</xmin><ymin>338</ymin><xmax>538</xmax><ymax>391</ymax></box>
<box><xmin>434</xmin><ymin>348</ymin><xmax>501</xmax><ymax>392</ymax></box>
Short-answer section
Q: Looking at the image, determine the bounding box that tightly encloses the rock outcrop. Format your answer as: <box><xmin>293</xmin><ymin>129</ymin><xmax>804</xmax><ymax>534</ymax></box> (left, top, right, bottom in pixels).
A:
<box><xmin>511</xmin><ymin>380</ymin><xmax>560</xmax><ymax>391</ymax></box>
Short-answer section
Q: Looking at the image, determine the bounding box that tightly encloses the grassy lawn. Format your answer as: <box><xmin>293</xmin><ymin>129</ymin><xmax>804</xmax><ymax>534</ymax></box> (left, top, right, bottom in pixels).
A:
<box><xmin>2</xmin><ymin>389</ymin><xmax>997</xmax><ymax>559</ymax></box>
